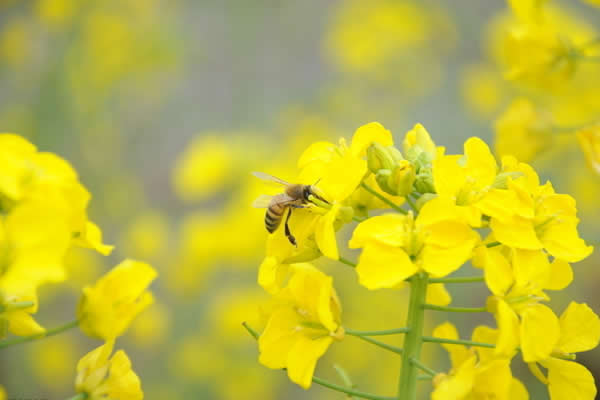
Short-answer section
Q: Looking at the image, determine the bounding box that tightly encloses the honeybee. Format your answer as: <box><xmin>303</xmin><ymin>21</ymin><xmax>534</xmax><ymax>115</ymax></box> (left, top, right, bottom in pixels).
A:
<box><xmin>252</xmin><ymin>171</ymin><xmax>327</xmax><ymax>246</ymax></box>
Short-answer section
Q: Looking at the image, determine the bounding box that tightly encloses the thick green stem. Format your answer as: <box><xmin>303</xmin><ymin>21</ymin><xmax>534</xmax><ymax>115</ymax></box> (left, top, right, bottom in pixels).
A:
<box><xmin>397</xmin><ymin>272</ymin><xmax>428</xmax><ymax>399</ymax></box>
<box><xmin>360</xmin><ymin>183</ymin><xmax>407</xmax><ymax>214</ymax></box>
<box><xmin>0</xmin><ymin>319</ymin><xmax>79</xmax><ymax>349</ymax></box>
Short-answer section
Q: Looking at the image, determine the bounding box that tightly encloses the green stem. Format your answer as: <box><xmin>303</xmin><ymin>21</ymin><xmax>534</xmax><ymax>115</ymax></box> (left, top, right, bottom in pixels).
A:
<box><xmin>405</xmin><ymin>196</ymin><xmax>418</xmax><ymax>213</ymax></box>
<box><xmin>0</xmin><ymin>319</ymin><xmax>79</xmax><ymax>349</ymax></box>
<box><xmin>409</xmin><ymin>358</ymin><xmax>438</xmax><ymax>377</ymax></box>
<box><xmin>423</xmin><ymin>304</ymin><xmax>487</xmax><ymax>313</ymax></box>
<box><xmin>346</xmin><ymin>328</ymin><xmax>410</xmax><ymax>336</ymax></box>
<box><xmin>349</xmin><ymin>334</ymin><xmax>403</xmax><ymax>355</ymax></box>
<box><xmin>417</xmin><ymin>375</ymin><xmax>433</xmax><ymax>381</ymax></box>
<box><xmin>333</xmin><ymin>364</ymin><xmax>356</xmax><ymax>399</ymax></box>
<box><xmin>313</xmin><ymin>376</ymin><xmax>395</xmax><ymax>400</ymax></box>
<box><xmin>360</xmin><ymin>183</ymin><xmax>407</xmax><ymax>215</ymax></box>
<box><xmin>66</xmin><ymin>393</ymin><xmax>87</xmax><ymax>400</ymax></box>
<box><xmin>421</xmin><ymin>336</ymin><xmax>496</xmax><ymax>349</ymax></box>
<box><xmin>339</xmin><ymin>257</ymin><xmax>358</xmax><ymax>268</ymax></box>
<box><xmin>428</xmin><ymin>276</ymin><xmax>484</xmax><ymax>284</ymax></box>
<box><xmin>243</xmin><ymin>323</ymin><xmax>394</xmax><ymax>400</ymax></box>
<box><xmin>0</xmin><ymin>301</ymin><xmax>35</xmax><ymax>313</ymax></box>
<box><xmin>486</xmin><ymin>241</ymin><xmax>501</xmax><ymax>248</ymax></box>
<box><xmin>397</xmin><ymin>272</ymin><xmax>428</xmax><ymax>399</ymax></box>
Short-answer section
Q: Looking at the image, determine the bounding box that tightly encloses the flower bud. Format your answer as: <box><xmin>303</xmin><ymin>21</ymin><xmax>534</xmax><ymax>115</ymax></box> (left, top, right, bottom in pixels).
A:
<box><xmin>388</xmin><ymin>160</ymin><xmax>416</xmax><ymax>197</ymax></box>
<box><xmin>414</xmin><ymin>168</ymin><xmax>436</xmax><ymax>194</ymax></box>
<box><xmin>367</xmin><ymin>143</ymin><xmax>396</xmax><ymax>173</ymax></box>
<box><xmin>403</xmin><ymin>123</ymin><xmax>437</xmax><ymax>163</ymax></box>
<box><xmin>375</xmin><ymin>169</ymin><xmax>395</xmax><ymax>195</ymax></box>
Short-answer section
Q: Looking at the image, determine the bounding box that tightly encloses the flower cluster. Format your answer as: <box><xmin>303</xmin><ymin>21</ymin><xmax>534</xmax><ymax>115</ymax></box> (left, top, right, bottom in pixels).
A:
<box><xmin>0</xmin><ymin>134</ymin><xmax>157</xmax><ymax>400</ymax></box>
<box><xmin>250</xmin><ymin>121</ymin><xmax>598</xmax><ymax>400</ymax></box>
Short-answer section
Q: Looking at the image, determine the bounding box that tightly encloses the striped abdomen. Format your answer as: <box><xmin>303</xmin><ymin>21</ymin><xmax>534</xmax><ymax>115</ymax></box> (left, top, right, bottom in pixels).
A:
<box><xmin>265</xmin><ymin>195</ymin><xmax>290</xmax><ymax>233</ymax></box>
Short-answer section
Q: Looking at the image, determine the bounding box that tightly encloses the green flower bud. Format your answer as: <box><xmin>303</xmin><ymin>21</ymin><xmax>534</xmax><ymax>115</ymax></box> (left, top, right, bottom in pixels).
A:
<box><xmin>414</xmin><ymin>168</ymin><xmax>436</xmax><ymax>194</ymax></box>
<box><xmin>338</xmin><ymin>205</ymin><xmax>355</xmax><ymax>223</ymax></box>
<box><xmin>375</xmin><ymin>169</ymin><xmax>395</xmax><ymax>195</ymax></box>
<box><xmin>367</xmin><ymin>143</ymin><xmax>396</xmax><ymax>173</ymax></box>
<box><xmin>388</xmin><ymin>160</ymin><xmax>416</xmax><ymax>197</ymax></box>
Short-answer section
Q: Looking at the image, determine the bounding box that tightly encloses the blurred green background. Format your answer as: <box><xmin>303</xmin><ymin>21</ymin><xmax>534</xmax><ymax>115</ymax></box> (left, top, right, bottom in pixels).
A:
<box><xmin>0</xmin><ymin>0</ymin><xmax>598</xmax><ymax>399</ymax></box>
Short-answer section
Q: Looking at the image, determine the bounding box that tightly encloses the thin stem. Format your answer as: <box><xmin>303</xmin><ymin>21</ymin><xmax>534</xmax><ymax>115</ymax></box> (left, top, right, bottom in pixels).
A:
<box><xmin>409</xmin><ymin>358</ymin><xmax>438</xmax><ymax>377</ymax></box>
<box><xmin>397</xmin><ymin>272</ymin><xmax>428</xmax><ymax>399</ymax></box>
<box><xmin>0</xmin><ymin>319</ymin><xmax>79</xmax><ymax>349</ymax></box>
<box><xmin>417</xmin><ymin>375</ymin><xmax>433</xmax><ymax>381</ymax></box>
<box><xmin>423</xmin><ymin>304</ymin><xmax>487</xmax><ymax>313</ymax></box>
<box><xmin>0</xmin><ymin>301</ymin><xmax>35</xmax><ymax>313</ymax></box>
<box><xmin>405</xmin><ymin>196</ymin><xmax>418</xmax><ymax>213</ymax></box>
<box><xmin>242</xmin><ymin>322</ymin><xmax>260</xmax><ymax>339</ymax></box>
<box><xmin>66</xmin><ymin>393</ymin><xmax>87</xmax><ymax>400</ymax></box>
<box><xmin>339</xmin><ymin>257</ymin><xmax>358</xmax><ymax>268</ymax></box>
<box><xmin>360</xmin><ymin>183</ymin><xmax>407</xmax><ymax>215</ymax></box>
<box><xmin>428</xmin><ymin>276</ymin><xmax>484</xmax><ymax>284</ymax></box>
<box><xmin>313</xmin><ymin>376</ymin><xmax>395</xmax><ymax>400</ymax></box>
<box><xmin>486</xmin><ymin>241</ymin><xmax>501</xmax><ymax>248</ymax></box>
<box><xmin>346</xmin><ymin>328</ymin><xmax>410</xmax><ymax>336</ymax></box>
<box><xmin>422</xmin><ymin>336</ymin><xmax>496</xmax><ymax>349</ymax></box>
<box><xmin>353</xmin><ymin>215</ymin><xmax>367</xmax><ymax>223</ymax></box>
<box><xmin>349</xmin><ymin>334</ymin><xmax>403</xmax><ymax>355</ymax></box>
<box><xmin>333</xmin><ymin>364</ymin><xmax>356</xmax><ymax>399</ymax></box>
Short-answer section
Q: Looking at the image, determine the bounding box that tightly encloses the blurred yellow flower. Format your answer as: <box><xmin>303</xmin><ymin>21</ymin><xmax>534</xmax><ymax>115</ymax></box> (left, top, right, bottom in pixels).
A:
<box><xmin>494</xmin><ymin>98</ymin><xmax>552</xmax><ymax>162</ymax></box>
<box><xmin>35</xmin><ymin>0</ymin><xmax>80</xmax><ymax>28</ymax></box>
<box><xmin>30</xmin><ymin>335</ymin><xmax>78</xmax><ymax>391</ymax></box>
<box><xmin>577</xmin><ymin>125</ymin><xmax>600</xmax><ymax>175</ymax></box>
<box><xmin>75</xmin><ymin>339</ymin><xmax>143</xmax><ymax>400</ymax></box>
<box><xmin>172</xmin><ymin>135</ymin><xmax>236</xmax><ymax>202</ymax></box>
<box><xmin>460</xmin><ymin>64</ymin><xmax>506</xmax><ymax>118</ymax></box>
<box><xmin>78</xmin><ymin>259</ymin><xmax>157</xmax><ymax>340</ymax></box>
<box><xmin>128</xmin><ymin>302</ymin><xmax>170</xmax><ymax>348</ymax></box>
<box><xmin>0</xmin><ymin>19</ymin><xmax>31</xmax><ymax>67</ymax></box>
<box><xmin>121</xmin><ymin>211</ymin><xmax>169</xmax><ymax>260</ymax></box>
<box><xmin>259</xmin><ymin>264</ymin><xmax>344</xmax><ymax>389</ymax></box>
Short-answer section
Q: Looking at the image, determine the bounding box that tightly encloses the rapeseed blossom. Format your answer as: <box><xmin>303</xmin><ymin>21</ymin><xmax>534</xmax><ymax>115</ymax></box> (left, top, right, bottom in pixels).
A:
<box><xmin>251</xmin><ymin>119</ymin><xmax>597</xmax><ymax>400</ymax></box>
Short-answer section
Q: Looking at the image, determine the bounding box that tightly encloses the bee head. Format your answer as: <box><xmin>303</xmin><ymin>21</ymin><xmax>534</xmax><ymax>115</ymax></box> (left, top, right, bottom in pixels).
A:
<box><xmin>306</xmin><ymin>185</ymin><xmax>329</xmax><ymax>204</ymax></box>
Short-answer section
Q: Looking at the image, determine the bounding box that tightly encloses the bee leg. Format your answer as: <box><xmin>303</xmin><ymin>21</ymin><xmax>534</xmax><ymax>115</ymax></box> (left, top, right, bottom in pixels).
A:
<box><xmin>284</xmin><ymin>208</ymin><xmax>297</xmax><ymax>247</ymax></box>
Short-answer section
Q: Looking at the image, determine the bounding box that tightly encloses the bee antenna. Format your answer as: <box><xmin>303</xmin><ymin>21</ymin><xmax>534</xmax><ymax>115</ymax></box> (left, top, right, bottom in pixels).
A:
<box><xmin>313</xmin><ymin>178</ymin><xmax>322</xmax><ymax>186</ymax></box>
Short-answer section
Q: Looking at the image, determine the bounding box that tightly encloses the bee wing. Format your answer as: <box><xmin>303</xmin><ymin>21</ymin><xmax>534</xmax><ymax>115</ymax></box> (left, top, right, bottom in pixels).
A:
<box><xmin>252</xmin><ymin>194</ymin><xmax>274</xmax><ymax>208</ymax></box>
<box><xmin>252</xmin><ymin>171</ymin><xmax>290</xmax><ymax>187</ymax></box>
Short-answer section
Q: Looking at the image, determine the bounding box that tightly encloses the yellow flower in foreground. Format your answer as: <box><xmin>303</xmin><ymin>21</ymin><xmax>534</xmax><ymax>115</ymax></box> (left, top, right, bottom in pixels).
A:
<box><xmin>78</xmin><ymin>259</ymin><xmax>157</xmax><ymax>340</ymax></box>
<box><xmin>349</xmin><ymin>198</ymin><xmax>479</xmax><ymax>289</ymax></box>
<box><xmin>528</xmin><ymin>302</ymin><xmax>600</xmax><ymax>400</ymax></box>
<box><xmin>431</xmin><ymin>322</ymin><xmax>528</xmax><ymax>400</ymax></box>
<box><xmin>258</xmin><ymin>264</ymin><xmax>344</xmax><ymax>389</ymax></box>
<box><xmin>474</xmin><ymin>244</ymin><xmax>573</xmax><ymax>360</ymax></box>
<box><xmin>0</xmin><ymin>286</ymin><xmax>44</xmax><ymax>337</ymax></box>
<box><xmin>577</xmin><ymin>125</ymin><xmax>600</xmax><ymax>175</ymax></box>
<box><xmin>75</xmin><ymin>339</ymin><xmax>143</xmax><ymax>400</ymax></box>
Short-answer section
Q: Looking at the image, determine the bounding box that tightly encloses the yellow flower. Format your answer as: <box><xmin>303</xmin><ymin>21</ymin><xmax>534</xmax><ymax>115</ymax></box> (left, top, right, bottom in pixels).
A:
<box><xmin>577</xmin><ymin>125</ymin><xmax>600</xmax><ymax>175</ymax></box>
<box><xmin>431</xmin><ymin>322</ymin><xmax>528</xmax><ymax>400</ymax></box>
<box><xmin>0</xmin><ymin>285</ymin><xmax>44</xmax><ymax>337</ymax></box>
<box><xmin>75</xmin><ymin>339</ymin><xmax>143</xmax><ymax>400</ymax></box>
<box><xmin>474</xmin><ymin>244</ymin><xmax>573</xmax><ymax>361</ymax></box>
<box><xmin>487</xmin><ymin>157</ymin><xmax>593</xmax><ymax>263</ymax></box>
<box><xmin>78</xmin><ymin>259</ymin><xmax>157</xmax><ymax>340</ymax></box>
<box><xmin>460</xmin><ymin>63</ymin><xmax>505</xmax><ymax>118</ymax></box>
<box><xmin>172</xmin><ymin>135</ymin><xmax>236</xmax><ymax>202</ymax></box>
<box><xmin>258</xmin><ymin>264</ymin><xmax>344</xmax><ymax>389</ymax></box>
<box><xmin>494</xmin><ymin>98</ymin><xmax>552</xmax><ymax>162</ymax></box>
<box><xmin>349</xmin><ymin>197</ymin><xmax>480</xmax><ymax>289</ymax></box>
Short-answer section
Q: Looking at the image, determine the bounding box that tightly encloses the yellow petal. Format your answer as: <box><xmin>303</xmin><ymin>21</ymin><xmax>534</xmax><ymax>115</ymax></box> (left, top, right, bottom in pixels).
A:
<box><xmin>495</xmin><ymin>299</ymin><xmax>520</xmax><ymax>358</ymax></box>
<box><xmin>481</xmin><ymin>246</ymin><xmax>514</xmax><ymax>296</ymax></box>
<box><xmin>556</xmin><ymin>302</ymin><xmax>600</xmax><ymax>354</ymax></box>
<box><xmin>287</xmin><ymin>336</ymin><xmax>333</xmax><ymax>389</ymax></box>
<box><xmin>477</xmin><ymin>188</ymin><xmax>534</xmax><ymax>221</ymax></box>
<box><xmin>510</xmin><ymin>378</ymin><xmax>530</xmax><ymax>400</ymax></box>
<box><xmin>472</xmin><ymin>359</ymin><xmax>511</xmax><ymax>400</ymax></box>
<box><xmin>512</xmin><ymin>248</ymin><xmax>550</xmax><ymax>287</ymax></box>
<box><xmin>541</xmin><ymin>223</ymin><xmax>593</xmax><ymax>263</ymax></box>
<box><xmin>350</xmin><ymin>122</ymin><xmax>393</xmax><ymax>157</ymax></box>
<box><xmin>420</xmin><ymin>239</ymin><xmax>476</xmax><ymax>277</ymax></box>
<box><xmin>464</xmin><ymin>136</ymin><xmax>497</xmax><ymax>189</ymax></box>
<box><xmin>349</xmin><ymin>214</ymin><xmax>407</xmax><ymax>248</ymax></box>
<box><xmin>315</xmin><ymin>204</ymin><xmax>340</xmax><ymax>260</ymax></box>
<box><xmin>355</xmin><ymin>242</ymin><xmax>416</xmax><ymax>290</ymax></box>
<box><xmin>297</xmin><ymin>141</ymin><xmax>336</xmax><ymax>169</ymax></box>
<box><xmin>6</xmin><ymin>311</ymin><xmax>45</xmax><ymax>336</ymax></box>
<box><xmin>319</xmin><ymin>152</ymin><xmax>368</xmax><ymax>202</ymax></box>
<box><xmin>490</xmin><ymin>216</ymin><xmax>542</xmax><ymax>250</ymax></box>
<box><xmin>433</xmin><ymin>322</ymin><xmax>471</xmax><ymax>368</ymax></box>
<box><xmin>258</xmin><ymin>257</ymin><xmax>291</xmax><ymax>294</ymax></box>
<box><xmin>432</xmin><ymin>356</ymin><xmax>476</xmax><ymax>400</ymax></box>
<box><xmin>258</xmin><ymin>308</ymin><xmax>302</xmax><ymax>369</ymax></box>
<box><xmin>545</xmin><ymin>259</ymin><xmax>573</xmax><ymax>291</ymax></box>
<box><xmin>520</xmin><ymin>304</ymin><xmax>560</xmax><ymax>362</ymax></box>
<box><xmin>471</xmin><ymin>325</ymin><xmax>498</xmax><ymax>363</ymax></box>
<box><xmin>426</xmin><ymin>283</ymin><xmax>452</xmax><ymax>306</ymax></box>
<box><xmin>542</xmin><ymin>358</ymin><xmax>597</xmax><ymax>400</ymax></box>
<box><xmin>432</xmin><ymin>154</ymin><xmax>466</xmax><ymax>198</ymax></box>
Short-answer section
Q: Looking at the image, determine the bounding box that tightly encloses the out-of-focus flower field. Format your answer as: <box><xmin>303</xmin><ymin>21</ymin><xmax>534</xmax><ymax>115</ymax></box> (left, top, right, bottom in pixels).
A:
<box><xmin>0</xmin><ymin>0</ymin><xmax>599</xmax><ymax>399</ymax></box>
